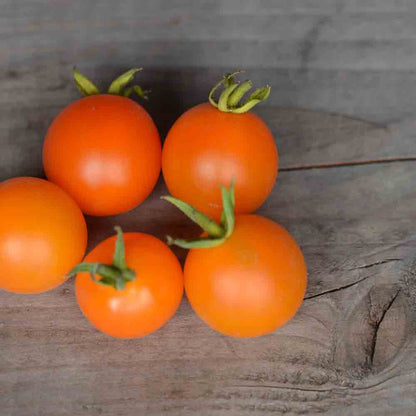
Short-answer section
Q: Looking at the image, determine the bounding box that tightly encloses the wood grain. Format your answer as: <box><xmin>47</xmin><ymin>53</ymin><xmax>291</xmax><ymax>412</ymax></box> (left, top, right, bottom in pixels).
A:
<box><xmin>1</xmin><ymin>1</ymin><xmax>416</xmax><ymax>415</ymax></box>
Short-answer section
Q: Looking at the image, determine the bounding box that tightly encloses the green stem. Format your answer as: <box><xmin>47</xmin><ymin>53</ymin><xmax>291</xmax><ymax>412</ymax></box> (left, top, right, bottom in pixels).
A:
<box><xmin>166</xmin><ymin>236</ymin><xmax>227</xmax><ymax>249</ymax></box>
<box><xmin>208</xmin><ymin>71</ymin><xmax>241</xmax><ymax>109</ymax></box>
<box><xmin>107</xmin><ymin>68</ymin><xmax>142</xmax><ymax>95</ymax></box>
<box><xmin>67</xmin><ymin>227</ymin><xmax>136</xmax><ymax>290</ymax></box>
<box><xmin>73</xmin><ymin>67</ymin><xmax>99</xmax><ymax>96</ymax></box>
<box><xmin>208</xmin><ymin>71</ymin><xmax>271</xmax><ymax>113</ymax></box>
<box><xmin>232</xmin><ymin>86</ymin><xmax>271</xmax><ymax>113</ymax></box>
<box><xmin>162</xmin><ymin>182</ymin><xmax>236</xmax><ymax>249</ymax></box>
<box><xmin>217</xmin><ymin>83</ymin><xmax>239</xmax><ymax>112</ymax></box>
<box><xmin>227</xmin><ymin>80</ymin><xmax>252</xmax><ymax>107</ymax></box>
<box><xmin>72</xmin><ymin>67</ymin><xmax>149</xmax><ymax>100</ymax></box>
<box><xmin>161</xmin><ymin>196</ymin><xmax>224</xmax><ymax>238</ymax></box>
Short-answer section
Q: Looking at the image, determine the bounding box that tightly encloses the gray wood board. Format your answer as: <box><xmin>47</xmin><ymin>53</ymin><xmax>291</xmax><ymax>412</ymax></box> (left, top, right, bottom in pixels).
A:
<box><xmin>2</xmin><ymin>0</ymin><xmax>416</xmax><ymax>125</ymax></box>
<box><xmin>1</xmin><ymin>1</ymin><xmax>416</xmax><ymax>415</ymax></box>
<box><xmin>1</xmin><ymin>109</ymin><xmax>415</xmax><ymax>416</ymax></box>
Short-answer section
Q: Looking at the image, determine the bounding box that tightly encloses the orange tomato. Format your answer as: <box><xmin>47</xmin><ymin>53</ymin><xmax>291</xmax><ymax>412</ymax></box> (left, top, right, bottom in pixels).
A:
<box><xmin>184</xmin><ymin>215</ymin><xmax>307</xmax><ymax>337</ymax></box>
<box><xmin>43</xmin><ymin>94</ymin><xmax>161</xmax><ymax>216</ymax></box>
<box><xmin>0</xmin><ymin>177</ymin><xmax>87</xmax><ymax>294</ymax></box>
<box><xmin>163</xmin><ymin>183</ymin><xmax>306</xmax><ymax>338</ymax></box>
<box><xmin>162</xmin><ymin>72</ymin><xmax>278</xmax><ymax>220</ymax></box>
<box><xmin>75</xmin><ymin>231</ymin><xmax>183</xmax><ymax>338</ymax></box>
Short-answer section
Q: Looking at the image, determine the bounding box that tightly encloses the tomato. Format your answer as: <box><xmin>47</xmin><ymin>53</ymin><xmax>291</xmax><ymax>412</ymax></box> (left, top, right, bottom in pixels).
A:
<box><xmin>185</xmin><ymin>215</ymin><xmax>307</xmax><ymax>337</ymax></box>
<box><xmin>162</xmin><ymin>72</ymin><xmax>278</xmax><ymax>220</ymax></box>
<box><xmin>163</xmin><ymin>184</ymin><xmax>307</xmax><ymax>338</ymax></box>
<box><xmin>0</xmin><ymin>177</ymin><xmax>87</xmax><ymax>294</ymax></box>
<box><xmin>73</xmin><ymin>228</ymin><xmax>183</xmax><ymax>338</ymax></box>
<box><xmin>43</xmin><ymin>68</ymin><xmax>161</xmax><ymax>216</ymax></box>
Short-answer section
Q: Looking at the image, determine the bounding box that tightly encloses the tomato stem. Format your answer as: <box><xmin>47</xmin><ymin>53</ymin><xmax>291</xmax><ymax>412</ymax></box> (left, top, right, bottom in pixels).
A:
<box><xmin>162</xmin><ymin>182</ymin><xmax>236</xmax><ymax>249</ymax></box>
<box><xmin>73</xmin><ymin>67</ymin><xmax>150</xmax><ymax>100</ymax></box>
<box><xmin>73</xmin><ymin>67</ymin><xmax>100</xmax><ymax>96</ymax></box>
<box><xmin>161</xmin><ymin>196</ymin><xmax>224</xmax><ymax>238</ymax></box>
<box><xmin>227</xmin><ymin>80</ymin><xmax>252</xmax><ymax>107</ymax></box>
<box><xmin>107</xmin><ymin>68</ymin><xmax>142</xmax><ymax>95</ymax></box>
<box><xmin>67</xmin><ymin>227</ymin><xmax>136</xmax><ymax>290</ymax></box>
<box><xmin>208</xmin><ymin>72</ymin><xmax>270</xmax><ymax>113</ymax></box>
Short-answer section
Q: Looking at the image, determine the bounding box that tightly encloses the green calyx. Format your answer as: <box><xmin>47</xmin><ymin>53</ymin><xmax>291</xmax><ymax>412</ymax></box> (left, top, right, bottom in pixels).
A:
<box><xmin>161</xmin><ymin>182</ymin><xmax>236</xmax><ymax>249</ymax></box>
<box><xmin>73</xmin><ymin>67</ymin><xmax>150</xmax><ymax>100</ymax></box>
<box><xmin>67</xmin><ymin>226</ymin><xmax>136</xmax><ymax>290</ymax></box>
<box><xmin>208</xmin><ymin>71</ymin><xmax>271</xmax><ymax>113</ymax></box>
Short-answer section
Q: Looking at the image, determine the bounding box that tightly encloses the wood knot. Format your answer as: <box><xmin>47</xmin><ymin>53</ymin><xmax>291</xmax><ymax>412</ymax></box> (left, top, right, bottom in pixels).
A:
<box><xmin>334</xmin><ymin>284</ymin><xmax>408</xmax><ymax>379</ymax></box>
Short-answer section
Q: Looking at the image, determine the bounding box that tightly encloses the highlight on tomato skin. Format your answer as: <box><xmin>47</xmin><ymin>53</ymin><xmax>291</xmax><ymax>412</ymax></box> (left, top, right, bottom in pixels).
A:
<box><xmin>0</xmin><ymin>177</ymin><xmax>88</xmax><ymax>294</ymax></box>
<box><xmin>70</xmin><ymin>227</ymin><xmax>184</xmax><ymax>338</ymax></box>
<box><xmin>162</xmin><ymin>183</ymin><xmax>307</xmax><ymax>338</ymax></box>
<box><xmin>42</xmin><ymin>68</ymin><xmax>161</xmax><ymax>217</ymax></box>
<box><xmin>162</xmin><ymin>71</ymin><xmax>278</xmax><ymax>221</ymax></box>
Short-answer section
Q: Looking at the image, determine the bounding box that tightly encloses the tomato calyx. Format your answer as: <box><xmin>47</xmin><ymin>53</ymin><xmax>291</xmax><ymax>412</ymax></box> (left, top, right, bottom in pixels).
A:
<box><xmin>73</xmin><ymin>67</ymin><xmax>150</xmax><ymax>100</ymax></box>
<box><xmin>68</xmin><ymin>226</ymin><xmax>136</xmax><ymax>290</ymax></box>
<box><xmin>162</xmin><ymin>182</ymin><xmax>236</xmax><ymax>249</ymax></box>
<box><xmin>208</xmin><ymin>71</ymin><xmax>271</xmax><ymax>114</ymax></box>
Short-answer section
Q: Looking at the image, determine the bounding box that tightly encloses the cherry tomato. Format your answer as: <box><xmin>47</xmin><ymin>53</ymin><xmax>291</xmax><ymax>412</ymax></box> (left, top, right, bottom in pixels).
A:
<box><xmin>163</xmin><ymin>184</ymin><xmax>307</xmax><ymax>338</ymax></box>
<box><xmin>162</xmin><ymin>72</ymin><xmax>278</xmax><ymax>220</ymax></box>
<box><xmin>43</xmin><ymin>69</ymin><xmax>161</xmax><ymax>216</ymax></box>
<box><xmin>74</xmin><ymin>229</ymin><xmax>184</xmax><ymax>338</ymax></box>
<box><xmin>0</xmin><ymin>177</ymin><xmax>87</xmax><ymax>294</ymax></box>
<box><xmin>185</xmin><ymin>215</ymin><xmax>307</xmax><ymax>337</ymax></box>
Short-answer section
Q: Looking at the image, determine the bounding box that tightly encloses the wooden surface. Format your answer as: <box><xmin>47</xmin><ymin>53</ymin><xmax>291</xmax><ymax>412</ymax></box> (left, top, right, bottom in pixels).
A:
<box><xmin>1</xmin><ymin>1</ymin><xmax>416</xmax><ymax>415</ymax></box>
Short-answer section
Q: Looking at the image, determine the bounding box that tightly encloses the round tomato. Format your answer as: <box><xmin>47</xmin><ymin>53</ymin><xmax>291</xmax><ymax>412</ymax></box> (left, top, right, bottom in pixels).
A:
<box><xmin>162</xmin><ymin>72</ymin><xmax>278</xmax><ymax>220</ymax></box>
<box><xmin>0</xmin><ymin>177</ymin><xmax>87</xmax><ymax>294</ymax></box>
<box><xmin>163</xmin><ymin>184</ymin><xmax>307</xmax><ymax>338</ymax></box>
<box><xmin>185</xmin><ymin>215</ymin><xmax>307</xmax><ymax>337</ymax></box>
<box><xmin>43</xmin><ymin>69</ymin><xmax>161</xmax><ymax>216</ymax></box>
<box><xmin>74</xmin><ymin>229</ymin><xmax>183</xmax><ymax>338</ymax></box>
<box><xmin>43</xmin><ymin>95</ymin><xmax>161</xmax><ymax>216</ymax></box>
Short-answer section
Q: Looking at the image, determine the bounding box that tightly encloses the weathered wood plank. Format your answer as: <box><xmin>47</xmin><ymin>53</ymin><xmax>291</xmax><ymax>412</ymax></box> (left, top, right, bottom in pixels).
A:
<box><xmin>1</xmin><ymin>0</ymin><xmax>416</xmax><ymax>124</ymax></box>
<box><xmin>1</xmin><ymin>1</ymin><xmax>416</xmax><ymax>415</ymax></box>
<box><xmin>1</xmin><ymin>160</ymin><xmax>416</xmax><ymax>416</ymax></box>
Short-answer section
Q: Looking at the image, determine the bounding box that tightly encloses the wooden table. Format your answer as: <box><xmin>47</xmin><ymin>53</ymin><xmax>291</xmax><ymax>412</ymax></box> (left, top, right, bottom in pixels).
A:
<box><xmin>1</xmin><ymin>2</ymin><xmax>415</xmax><ymax>415</ymax></box>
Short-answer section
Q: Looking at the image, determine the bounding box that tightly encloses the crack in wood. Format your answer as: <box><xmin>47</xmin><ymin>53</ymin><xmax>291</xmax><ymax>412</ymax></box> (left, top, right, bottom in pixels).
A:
<box><xmin>305</xmin><ymin>259</ymin><xmax>402</xmax><ymax>300</ymax></box>
<box><xmin>305</xmin><ymin>274</ymin><xmax>376</xmax><ymax>300</ymax></box>
<box><xmin>346</xmin><ymin>259</ymin><xmax>402</xmax><ymax>271</ymax></box>
<box><xmin>369</xmin><ymin>289</ymin><xmax>401</xmax><ymax>366</ymax></box>
<box><xmin>280</xmin><ymin>157</ymin><xmax>416</xmax><ymax>172</ymax></box>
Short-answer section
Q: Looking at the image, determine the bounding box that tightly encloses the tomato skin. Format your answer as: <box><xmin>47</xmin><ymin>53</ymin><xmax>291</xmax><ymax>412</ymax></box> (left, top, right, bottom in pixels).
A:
<box><xmin>0</xmin><ymin>177</ymin><xmax>87</xmax><ymax>294</ymax></box>
<box><xmin>162</xmin><ymin>103</ymin><xmax>278</xmax><ymax>220</ymax></box>
<box><xmin>75</xmin><ymin>233</ymin><xmax>183</xmax><ymax>338</ymax></box>
<box><xmin>184</xmin><ymin>215</ymin><xmax>307</xmax><ymax>337</ymax></box>
<box><xmin>43</xmin><ymin>95</ymin><xmax>161</xmax><ymax>216</ymax></box>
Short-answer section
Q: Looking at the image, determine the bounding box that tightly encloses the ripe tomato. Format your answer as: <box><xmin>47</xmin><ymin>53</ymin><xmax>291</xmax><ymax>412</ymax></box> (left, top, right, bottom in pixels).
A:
<box><xmin>185</xmin><ymin>215</ymin><xmax>307</xmax><ymax>337</ymax></box>
<box><xmin>74</xmin><ymin>228</ymin><xmax>183</xmax><ymax>338</ymax></box>
<box><xmin>0</xmin><ymin>177</ymin><xmax>87</xmax><ymax>294</ymax></box>
<box><xmin>163</xmin><ymin>184</ymin><xmax>307</xmax><ymax>338</ymax></box>
<box><xmin>162</xmin><ymin>72</ymin><xmax>278</xmax><ymax>220</ymax></box>
<box><xmin>43</xmin><ymin>69</ymin><xmax>161</xmax><ymax>216</ymax></box>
